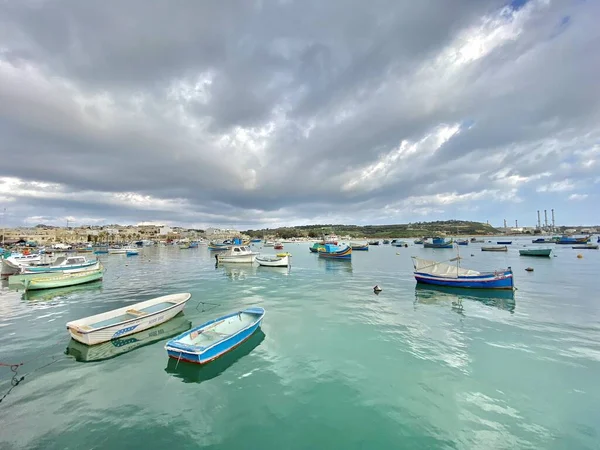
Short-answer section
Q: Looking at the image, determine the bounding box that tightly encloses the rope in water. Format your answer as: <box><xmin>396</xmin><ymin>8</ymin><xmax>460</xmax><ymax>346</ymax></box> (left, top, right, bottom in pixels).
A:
<box><xmin>0</xmin><ymin>340</ymin><xmax>68</xmax><ymax>405</ymax></box>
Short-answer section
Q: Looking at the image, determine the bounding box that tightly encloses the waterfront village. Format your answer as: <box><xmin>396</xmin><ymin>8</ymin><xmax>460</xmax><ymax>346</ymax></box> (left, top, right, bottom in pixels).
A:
<box><xmin>1</xmin><ymin>219</ymin><xmax>598</xmax><ymax>247</ymax></box>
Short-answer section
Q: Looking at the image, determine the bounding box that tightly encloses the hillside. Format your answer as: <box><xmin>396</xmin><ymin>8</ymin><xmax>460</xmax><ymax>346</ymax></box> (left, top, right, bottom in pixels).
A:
<box><xmin>243</xmin><ymin>220</ymin><xmax>499</xmax><ymax>239</ymax></box>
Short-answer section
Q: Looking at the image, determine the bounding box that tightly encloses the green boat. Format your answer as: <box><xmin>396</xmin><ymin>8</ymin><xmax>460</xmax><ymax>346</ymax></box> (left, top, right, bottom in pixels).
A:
<box><xmin>309</xmin><ymin>243</ymin><xmax>326</xmax><ymax>253</ymax></box>
<box><xmin>21</xmin><ymin>266</ymin><xmax>105</xmax><ymax>291</ymax></box>
<box><xmin>519</xmin><ymin>248</ymin><xmax>552</xmax><ymax>257</ymax></box>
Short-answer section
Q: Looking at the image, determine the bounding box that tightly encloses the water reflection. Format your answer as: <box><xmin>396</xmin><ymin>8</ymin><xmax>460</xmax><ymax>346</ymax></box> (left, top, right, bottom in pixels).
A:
<box><xmin>318</xmin><ymin>258</ymin><xmax>353</xmax><ymax>273</ymax></box>
<box><xmin>256</xmin><ymin>266</ymin><xmax>291</xmax><ymax>276</ymax></box>
<box><xmin>21</xmin><ymin>281</ymin><xmax>104</xmax><ymax>302</ymax></box>
<box><xmin>65</xmin><ymin>313</ymin><xmax>192</xmax><ymax>362</ymax></box>
<box><xmin>414</xmin><ymin>284</ymin><xmax>516</xmax><ymax>313</ymax></box>
<box><xmin>218</xmin><ymin>263</ymin><xmax>258</xmax><ymax>281</ymax></box>
<box><xmin>165</xmin><ymin>329</ymin><xmax>266</xmax><ymax>383</ymax></box>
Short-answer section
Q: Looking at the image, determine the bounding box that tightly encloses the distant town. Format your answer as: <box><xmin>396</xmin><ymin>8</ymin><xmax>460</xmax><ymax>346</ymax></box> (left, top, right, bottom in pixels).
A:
<box><xmin>1</xmin><ymin>218</ymin><xmax>597</xmax><ymax>246</ymax></box>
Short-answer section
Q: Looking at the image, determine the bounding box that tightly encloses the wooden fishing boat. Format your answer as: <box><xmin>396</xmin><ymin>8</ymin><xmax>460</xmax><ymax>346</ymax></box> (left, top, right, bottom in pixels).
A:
<box><xmin>496</xmin><ymin>241</ymin><xmax>512</xmax><ymax>245</ymax></box>
<box><xmin>350</xmin><ymin>243</ymin><xmax>369</xmax><ymax>251</ymax></box>
<box><xmin>66</xmin><ymin>292</ymin><xmax>192</xmax><ymax>345</ymax></box>
<box><xmin>470</xmin><ymin>238</ymin><xmax>485</xmax><ymax>243</ymax></box>
<box><xmin>519</xmin><ymin>248</ymin><xmax>552</xmax><ymax>257</ymax></box>
<box><xmin>22</xmin><ymin>256</ymin><xmax>98</xmax><ymax>273</ymax></box>
<box><xmin>368</xmin><ymin>240</ymin><xmax>380</xmax><ymax>245</ymax></box>
<box><xmin>318</xmin><ymin>244</ymin><xmax>352</xmax><ymax>260</ymax></box>
<box><xmin>215</xmin><ymin>245</ymin><xmax>258</xmax><ymax>263</ymax></box>
<box><xmin>21</xmin><ymin>266</ymin><xmax>105</xmax><ymax>291</ymax></box>
<box><xmin>557</xmin><ymin>236</ymin><xmax>590</xmax><ymax>245</ymax></box>
<box><xmin>309</xmin><ymin>243</ymin><xmax>326</xmax><ymax>253</ymax></box>
<box><xmin>572</xmin><ymin>244</ymin><xmax>598</xmax><ymax>250</ymax></box>
<box><xmin>126</xmin><ymin>249</ymin><xmax>139</xmax><ymax>256</ymax></box>
<box><xmin>412</xmin><ymin>256</ymin><xmax>514</xmax><ymax>290</ymax></box>
<box><xmin>424</xmin><ymin>238</ymin><xmax>454</xmax><ymax>249</ymax></box>
<box><xmin>66</xmin><ymin>314</ymin><xmax>192</xmax><ymax>362</ymax></box>
<box><xmin>481</xmin><ymin>246</ymin><xmax>508</xmax><ymax>252</ymax></box>
<box><xmin>456</xmin><ymin>240</ymin><xmax>469</xmax><ymax>246</ymax></box>
<box><xmin>274</xmin><ymin>243</ymin><xmax>284</xmax><ymax>250</ymax></box>
<box><xmin>165</xmin><ymin>306</ymin><xmax>265</xmax><ymax>365</ymax></box>
<box><xmin>208</xmin><ymin>243</ymin><xmax>230</xmax><ymax>251</ymax></box>
<box><xmin>255</xmin><ymin>254</ymin><xmax>290</xmax><ymax>267</ymax></box>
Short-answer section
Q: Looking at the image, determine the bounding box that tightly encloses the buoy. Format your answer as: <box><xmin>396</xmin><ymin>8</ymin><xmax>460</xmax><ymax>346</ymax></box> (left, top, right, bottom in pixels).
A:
<box><xmin>471</xmin><ymin>254</ymin><xmax>474</xmax><ymax>257</ymax></box>
<box><xmin>577</xmin><ymin>254</ymin><xmax>583</xmax><ymax>259</ymax></box>
<box><xmin>525</xmin><ymin>267</ymin><xmax>533</xmax><ymax>272</ymax></box>
<box><xmin>373</xmin><ymin>285</ymin><xmax>382</xmax><ymax>293</ymax></box>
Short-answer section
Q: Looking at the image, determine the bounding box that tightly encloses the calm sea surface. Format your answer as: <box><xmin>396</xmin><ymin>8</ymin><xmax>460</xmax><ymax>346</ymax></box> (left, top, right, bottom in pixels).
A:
<box><xmin>1</xmin><ymin>239</ymin><xmax>599</xmax><ymax>449</ymax></box>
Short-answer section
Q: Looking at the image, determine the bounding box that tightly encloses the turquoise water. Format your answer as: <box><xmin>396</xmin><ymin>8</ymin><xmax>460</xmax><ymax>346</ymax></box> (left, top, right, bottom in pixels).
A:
<box><xmin>1</xmin><ymin>240</ymin><xmax>599</xmax><ymax>449</ymax></box>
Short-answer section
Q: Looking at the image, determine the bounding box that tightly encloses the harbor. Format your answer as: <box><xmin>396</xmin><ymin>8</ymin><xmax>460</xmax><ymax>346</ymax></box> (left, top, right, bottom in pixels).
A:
<box><xmin>1</xmin><ymin>237</ymin><xmax>599</xmax><ymax>449</ymax></box>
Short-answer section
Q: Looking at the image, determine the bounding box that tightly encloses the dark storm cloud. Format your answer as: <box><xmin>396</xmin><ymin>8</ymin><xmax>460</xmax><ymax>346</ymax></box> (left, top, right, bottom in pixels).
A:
<box><xmin>0</xmin><ymin>0</ymin><xmax>599</xmax><ymax>228</ymax></box>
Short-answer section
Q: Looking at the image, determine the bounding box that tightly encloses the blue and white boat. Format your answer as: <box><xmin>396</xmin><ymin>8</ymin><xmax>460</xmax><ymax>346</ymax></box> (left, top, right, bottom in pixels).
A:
<box><xmin>412</xmin><ymin>256</ymin><xmax>514</xmax><ymax>290</ymax></box>
<box><xmin>22</xmin><ymin>256</ymin><xmax>99</xmax><ymax>273</ymax></box>
<box><xmin>165</xmin><ymin>306</ymin><xmax>265</xmax><ymax>365</ymax></box>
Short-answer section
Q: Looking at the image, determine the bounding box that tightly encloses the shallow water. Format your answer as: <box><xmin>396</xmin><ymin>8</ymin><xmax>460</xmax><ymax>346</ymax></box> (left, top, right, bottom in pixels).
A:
<box><xmin>1</xmin><ymin>240</ymin><xmax>599</xmax><ymax>449</ymax></box>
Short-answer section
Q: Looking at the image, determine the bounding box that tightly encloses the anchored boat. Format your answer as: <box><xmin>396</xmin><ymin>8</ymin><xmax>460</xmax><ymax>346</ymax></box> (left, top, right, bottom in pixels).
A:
<box><xmin>215</xmin><ymin>245</ymin><xmax>259</xmax><ymax>263</ymax></box>
<box><xmin>22</xmin><ymin>256</ymin><xmax>98</xmax><ymax>273</ymax></box>
<box><xmin>66</xmin><ymin>293</ymin><xmax>192</xmax><ymax>345</ymax></box>
<box><xmin>21</xmin><ymin>266</ymin><xmax>105</xmax><ymax>291</ymax></box>
<box><xmin>519</xmin><ymin>248</ymin><xmax>552</xmax><ymax>257</ymax></box>
<box><xmin>482</xmin><ymin>246</ymin><xmax>508</xmax><ymax>252</ymax></box>
<box><xmin>317</xmin><ymin>244</ymin><xmax>352</xmax><ymax>260</ymax></box>
<box><xmin>255</xmin><ymin>254</ymin><xmax>290</xmax><ymax>267</ymax></box>
<box><xmin>412</xmin><ymin>256</ymin><xmax>514</xmax><ymax>290</ymax></box>
<box><xmin>165</xmin><ymin>306</ymin><xmax>265</xmax><ymax>365</ymax></box>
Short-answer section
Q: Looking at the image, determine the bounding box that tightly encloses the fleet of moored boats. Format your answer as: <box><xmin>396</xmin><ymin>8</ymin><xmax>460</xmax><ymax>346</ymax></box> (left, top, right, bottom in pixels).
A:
<box><xmin>1</xmin><ymin>233</ymin><xmax>597</xmax><ymax>366</ymax></box>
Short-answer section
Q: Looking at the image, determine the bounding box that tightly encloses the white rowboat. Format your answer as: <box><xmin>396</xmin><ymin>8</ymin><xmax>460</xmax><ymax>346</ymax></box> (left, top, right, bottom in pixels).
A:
<box><xmin>66</xmin><ymin>293</ymin><xmax>192</xmax><ymax>345</ymax></box>
<box><xmin>255</xmin><ymin>254</ymin><xmax>290</xmax><ymax>267</ymax></box>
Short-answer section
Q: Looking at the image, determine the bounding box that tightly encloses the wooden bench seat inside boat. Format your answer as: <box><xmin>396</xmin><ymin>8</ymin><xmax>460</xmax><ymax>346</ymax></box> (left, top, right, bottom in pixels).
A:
<box><xmin>126</xmin><ymin>309</ymin><xmax>147</xmax><ymax>316</ymax></box>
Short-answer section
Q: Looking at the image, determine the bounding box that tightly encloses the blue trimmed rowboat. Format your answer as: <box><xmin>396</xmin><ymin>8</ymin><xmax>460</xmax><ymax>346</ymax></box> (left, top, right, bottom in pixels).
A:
<box><xmin>412</xmin><ymin>256</ymin><xmax>514</xmax><ymax>290</ymax></box>
<box><xmin>165</xmin><ymin>306</ymin><xmax>265</xmax><ymax>365</ymax></box>
<box><xmin>350</xmin><ymin>243</ymin><xmax>369</xmax><ymax>251</ymax></box>
<box><xmin>318</xmin><ymin>244</ymin><xmax>352</xmax><ymax>260</ymax></box>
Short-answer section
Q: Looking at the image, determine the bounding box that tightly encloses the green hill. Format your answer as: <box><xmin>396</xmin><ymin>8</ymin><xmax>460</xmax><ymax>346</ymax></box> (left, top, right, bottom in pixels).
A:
<box><xmin>243</xmin><ymin>220</ymin><xmax>499</xmax><ymax>239</ymax></box>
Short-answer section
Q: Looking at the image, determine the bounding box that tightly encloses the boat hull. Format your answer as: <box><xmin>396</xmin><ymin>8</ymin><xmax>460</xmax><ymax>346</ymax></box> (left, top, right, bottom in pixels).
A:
<box><xmin>66</xmin><ymin>315</ymin><xmax>192</xmax><ymax>362</ymax></box>
<box><xmin>216</xmin><ymin>254</ymin><xmax>257</xmax><ymax>263</ymax></box>
<box><xmin>318</xmin><ymin>246</ymin><xmax>352</xmax><ymax>260</ymax></box>
<box><xmin>256</xmin><ymin>255</ymin><xmax>290</xmax><ymax>267</ymax></box>
<box><xmin>414</xmin><ymin>270</ymin><xmax>514</xmax><ymax>290</ymax></box>
<box><xmin>165</xmin><ymin>307</ymin><xmax>265</xmax><ymax>365</ymax></box>
<box><xmin>67</xmin><ymin>293</ymin><xmax>191</xmax><ymax>345</ymax></box>
<box><xmin>24</xmin><ymin>268</ymin><xmax>104</xmax><ymax>291</ymax></box>
<box><xmin>519</xmin><ymin>249</ymin><xmax>552</xmax><ymax>257</ymax></box>
<box><xmin>481</xmin><ymin>246</ymin><xmax>508</xmax><ymax>252</ymax></box>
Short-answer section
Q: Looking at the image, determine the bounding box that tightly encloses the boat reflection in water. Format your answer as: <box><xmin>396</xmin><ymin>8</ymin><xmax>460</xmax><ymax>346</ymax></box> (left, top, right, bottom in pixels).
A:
<box><xmin>218</xmin><ymin>263</ymin><xmax>258</xmax><ymax>281</ymax></box>
<box><xmin>318</xmin><ymin>258</ymin><xmax>353</xmax><ymax>274</ymax></box>
<box><xmin>21</xmin><ymin>280</ymin><xmax>104</xmax><ymax>302</ymax></box>
<box><xmin>65</xmin><ymin>313</ymin><xmax>192</xmax><ymax>362</ymax></box>
<box><xmin>414</xmin><ymin>284</ymin><xmax>516</xmax><ymax>313</ymax></box>
<box><xmin>165</xmin><ymin>329</ymin><xmax>266</xmax><ymax>384</ymax></box>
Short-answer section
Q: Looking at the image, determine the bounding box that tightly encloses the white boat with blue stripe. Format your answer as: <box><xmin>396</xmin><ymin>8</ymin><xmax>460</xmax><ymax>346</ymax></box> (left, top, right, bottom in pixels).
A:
<box><xmin>165</xmin><ymin>306</ymin><xmax>265</xmax><ymax>365</ymax></box>
<box><xmin>66</xmin><ymin>293</ymin><xmax>192</xmax><ymax>345</ymax></box>
<box><xmin>22</xmin><ymin>256</ymin><xmax>98</xmax><ymax>273</ymax></box>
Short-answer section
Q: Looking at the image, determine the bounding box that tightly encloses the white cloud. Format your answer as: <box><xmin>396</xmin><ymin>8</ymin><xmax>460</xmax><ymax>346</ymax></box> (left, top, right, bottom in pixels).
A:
<box><xmin>568</xmin><ymin>194</ymin><xmax>588</xmax><ymax>201</ymax></box>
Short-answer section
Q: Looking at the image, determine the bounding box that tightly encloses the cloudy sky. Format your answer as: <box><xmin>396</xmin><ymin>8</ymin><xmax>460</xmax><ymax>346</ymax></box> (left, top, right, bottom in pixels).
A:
<box><xmin>0</xmin><ymin>0</ymin><xmax>598</xmax><ymax>230</ymax></box>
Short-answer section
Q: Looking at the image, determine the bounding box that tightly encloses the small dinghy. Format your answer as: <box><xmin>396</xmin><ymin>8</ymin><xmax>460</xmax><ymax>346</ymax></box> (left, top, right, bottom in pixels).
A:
<box><xmin>165</xmin><ymin>306</ymin><xmax>265</xmax><ymax>365</ymax></box>
<box><xmin>66</xmin><ymin>293</ymin><xmax>191</xmax><ymax>345</ymax></box>
<box><xmin>255</xmin><ymin>254</ymin><xmax>290</xmax><ymax>267</ymax></box>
